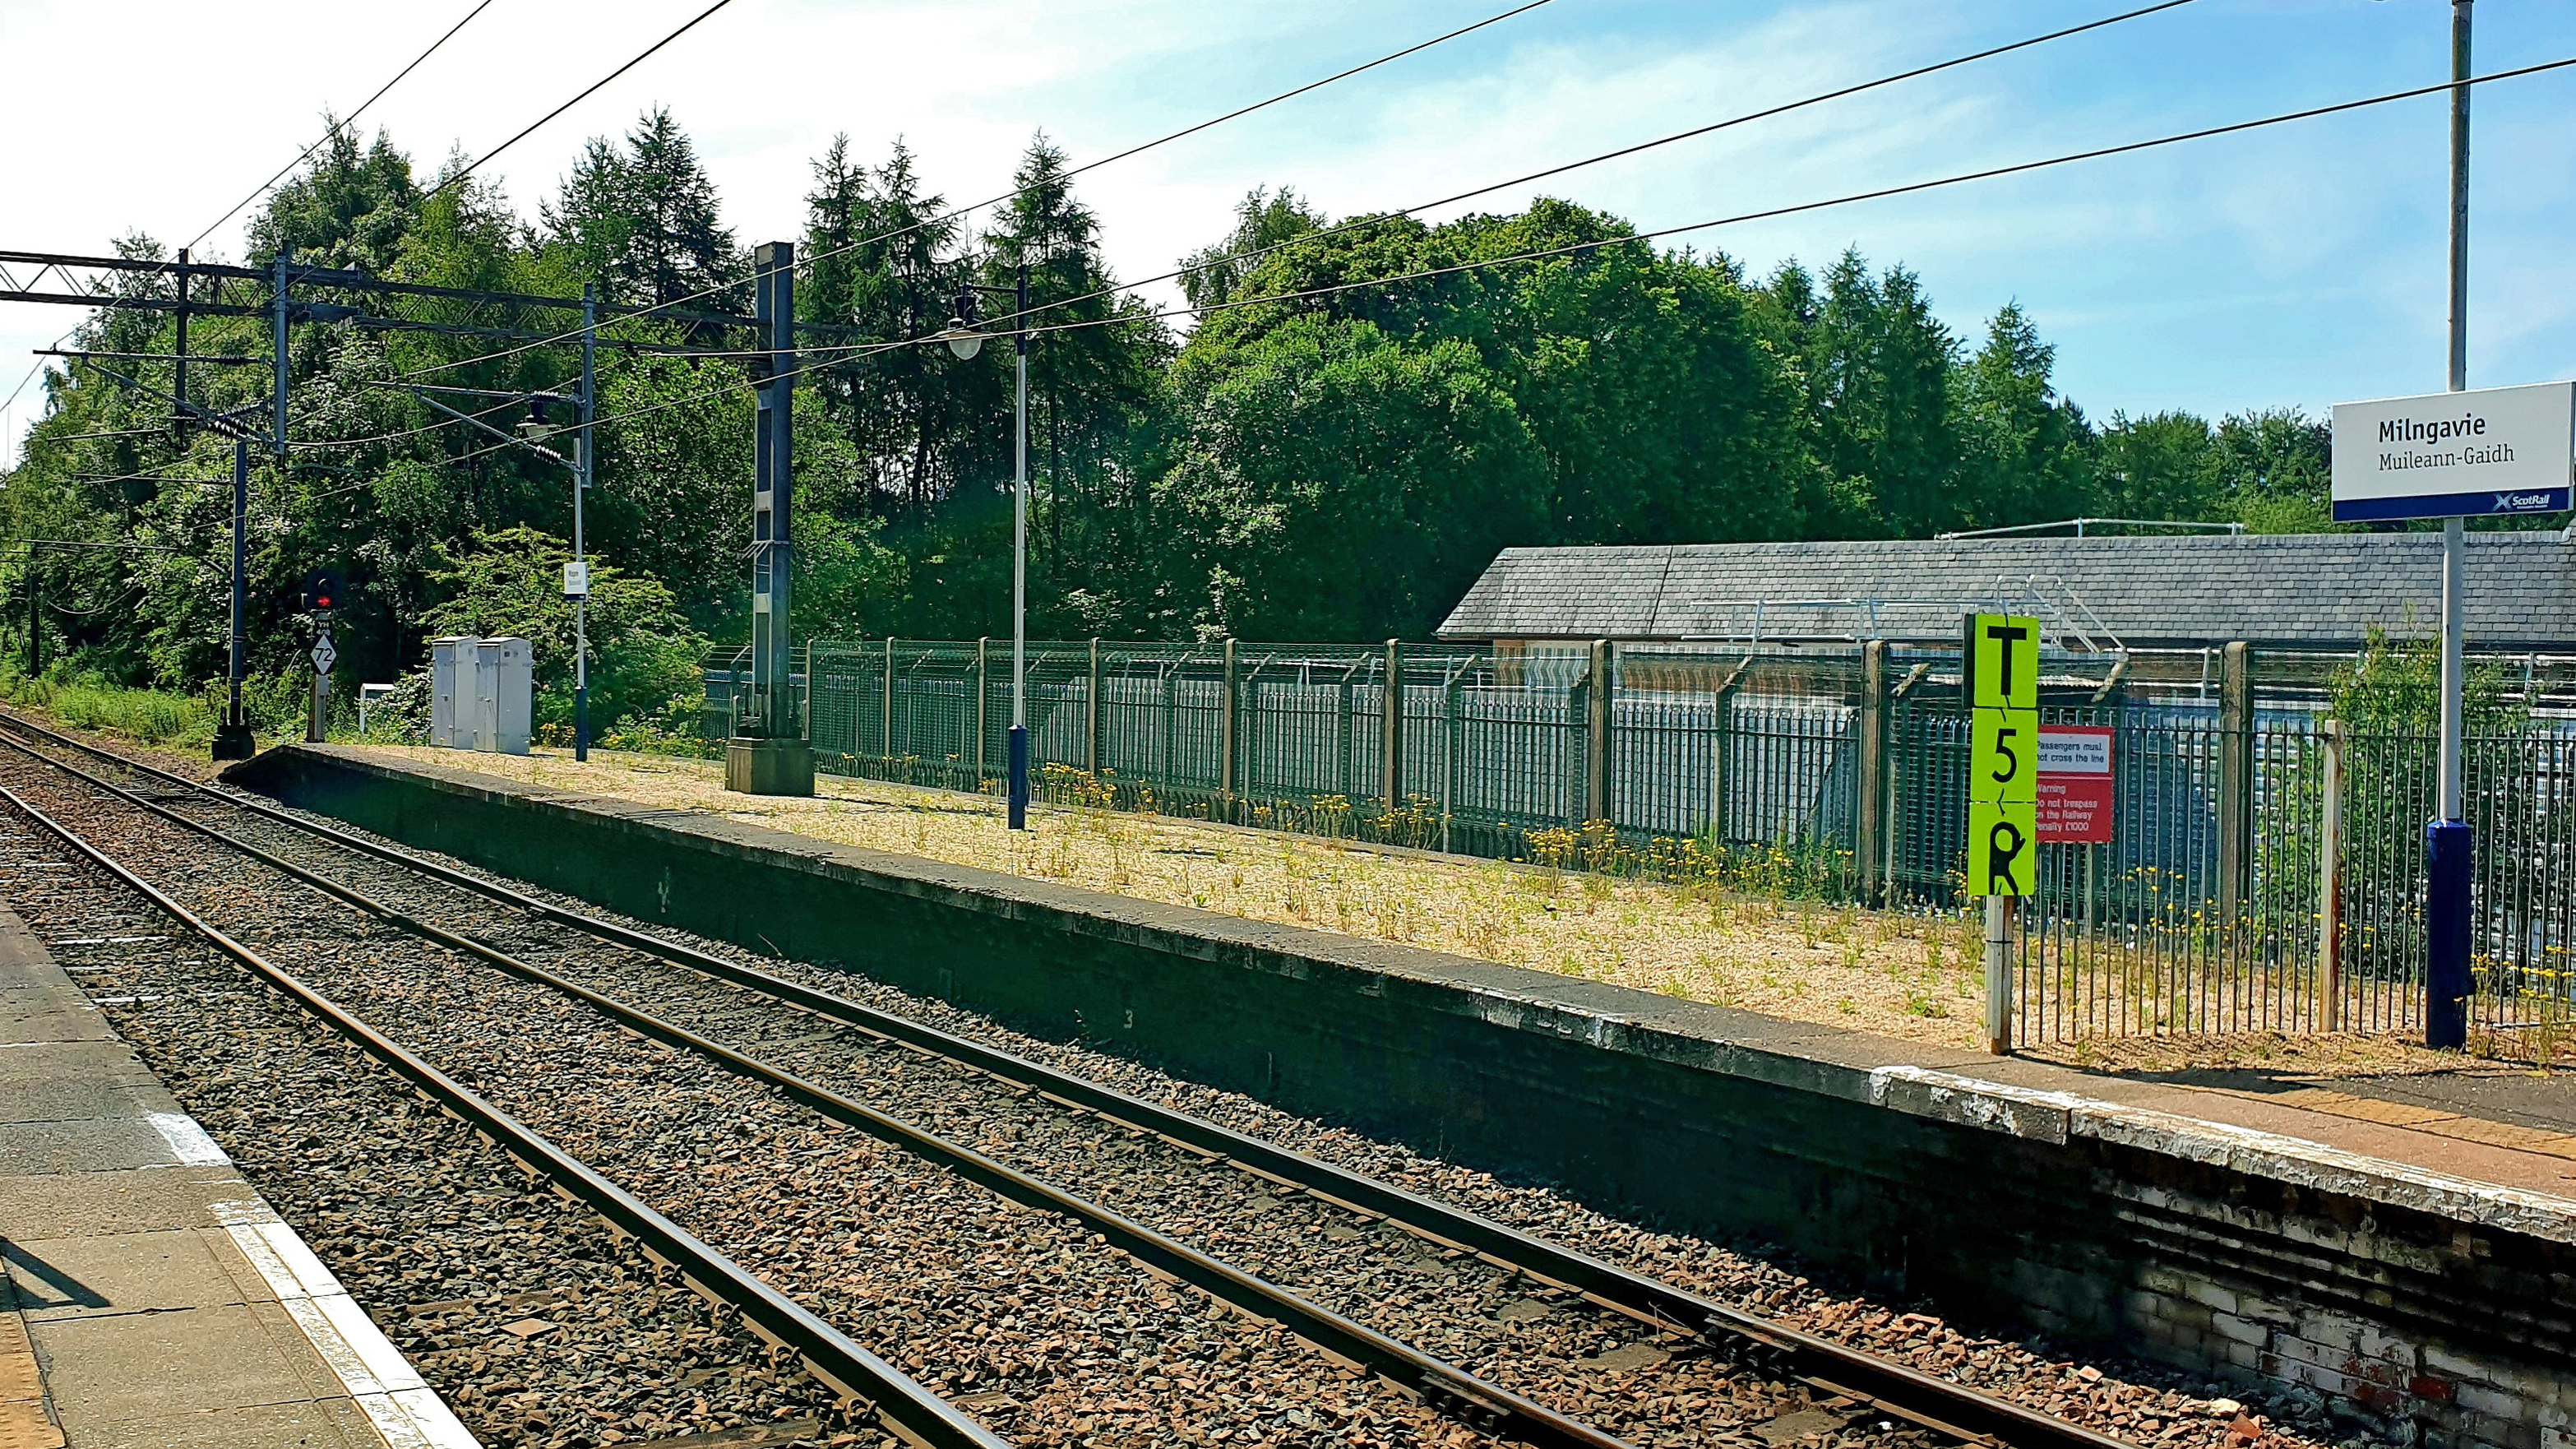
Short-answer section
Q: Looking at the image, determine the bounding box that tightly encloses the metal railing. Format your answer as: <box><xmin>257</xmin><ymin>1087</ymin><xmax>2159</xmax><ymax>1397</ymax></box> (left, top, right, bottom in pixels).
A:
<box><xmin>701</xmin><ymin>637</ymin><xmax>2576</xmax><ymax>1046</ymax></box>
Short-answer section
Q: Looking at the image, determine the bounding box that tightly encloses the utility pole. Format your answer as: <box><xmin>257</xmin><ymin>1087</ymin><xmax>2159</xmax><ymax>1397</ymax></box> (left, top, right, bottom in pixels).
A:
<box><xmin>574</xmin><ymin>283</ymin><xmax>595</xmax><ymax>762</ymax></box>
<box><xmin>1009</xmin><ymin>262</ymin><xmax>1030</xmax><ymax>830</ymax></box>
<box><xmin>170</xmin><ymin>248</ymin><xmax>191</xmax><ymax>439</ymax></box>
<box><xmin>726</xmin><ymin>241</ymin><xmax>813</xmax><ymax>795</ymax></box>
<box><xmin>2425</xmin><ymin>0</ymin><xmax>2475</xmax><ymax>1049</ymax></box>
<box><xmin>212</xmin><ymin>437</ymin><xmax>253</xmax><ymax>759</ymax></box>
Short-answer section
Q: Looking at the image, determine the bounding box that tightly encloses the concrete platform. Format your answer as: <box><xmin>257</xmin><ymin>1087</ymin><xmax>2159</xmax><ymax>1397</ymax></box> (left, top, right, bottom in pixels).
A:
<box><xmin>234</xmin><ymin>744</ymin><xmax>2576</xmax><ymax>1448</ymax></box>
<box><xmin>0</xmin><ymin>909</ymin><xmax>476</xmax><ymax>1448</ymax></box>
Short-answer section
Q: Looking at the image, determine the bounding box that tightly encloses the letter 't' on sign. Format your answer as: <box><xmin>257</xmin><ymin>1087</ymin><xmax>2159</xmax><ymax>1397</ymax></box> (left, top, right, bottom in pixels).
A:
<box><xmin>1968</xmin><ymin>613</ymin><xmax>2038</xmax><ymax>711</ymax></box>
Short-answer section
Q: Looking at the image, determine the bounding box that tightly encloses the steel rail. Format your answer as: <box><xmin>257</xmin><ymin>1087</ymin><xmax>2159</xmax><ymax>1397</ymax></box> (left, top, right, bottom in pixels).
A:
<box><xmin>0</xmin><ymin>715</ymin><xmax>2134</xmax><ymax>1449</ymax></box>
<box><xmin>0</xmin><ymin>782</ymin><xmax>1009</xmax><ymax>1449</ymax></box>
<box><xmin>0</xmin><ymin>729</ymin><xmax>1630</xmax><ymax>1449</ymax></box>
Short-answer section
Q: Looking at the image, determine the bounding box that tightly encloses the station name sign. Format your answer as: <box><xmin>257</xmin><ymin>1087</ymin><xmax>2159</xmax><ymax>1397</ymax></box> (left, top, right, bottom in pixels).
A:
<box><xmin>2330</xmin><ymin>380</ymin><xmax>2573</xmax><ymax>522</ymax></box>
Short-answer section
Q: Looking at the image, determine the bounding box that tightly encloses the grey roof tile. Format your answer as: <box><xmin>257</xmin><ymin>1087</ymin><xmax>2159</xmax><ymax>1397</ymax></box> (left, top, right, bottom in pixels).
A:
<box><xmin>1437</xmin><ymin>534</ymin><xmax>2576</xmax><ymax>650</ymax></box>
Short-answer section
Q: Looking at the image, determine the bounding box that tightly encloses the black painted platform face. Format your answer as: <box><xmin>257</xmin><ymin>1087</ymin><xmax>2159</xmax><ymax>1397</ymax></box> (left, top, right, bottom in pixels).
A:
<box><xmin>232</xmin><ymin>745</ymin><xmax>2576</xmax><ymax>1447</ymax></box>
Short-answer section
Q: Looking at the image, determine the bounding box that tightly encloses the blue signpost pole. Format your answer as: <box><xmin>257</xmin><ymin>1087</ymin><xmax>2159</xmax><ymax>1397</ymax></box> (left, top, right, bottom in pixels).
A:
<box><xmin>2426</xmin><ymin>0</ymin><xmax>2474</xmax><ymax>1049</ymax></box>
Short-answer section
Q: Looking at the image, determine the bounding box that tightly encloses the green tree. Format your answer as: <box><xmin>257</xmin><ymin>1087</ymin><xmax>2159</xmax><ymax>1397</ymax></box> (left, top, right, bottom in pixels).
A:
<box><xmin>1950</xmin><ymin>303</ymin><xmax>2094</xmax><ymax>531</ymax></box>
<box><xmin>2095</xmin><ymin>411</ymin><xmax>2219</xmax><ymax>520</ymax></box>
<box><xmin>249</xmin><ymin>124</ymin><xmax>421</xmax><ymax>271</ymax></box>
<box><xmin>2212</xmin><ymin>409</ymin><xmax>2334</xmax><ymax>533</ymax></box>
<box><xmin>546</xmin><ymin>108</ymin><xmax>743</xmax><ymax>311</ymax></box>
<box><xmin>419</xmin><ymin>526</ymin><xmax>705</xmax><ymax>729</ymax></box>
<box><xmin>978</xmin><ymin>136</ymin><xmax>1173</xmax><ymax>632</ymax></box>
<box><xmin>1179</xmin><ymin>186</ymin><xmax>1327</xmax><ymax>312</ymax></box>
<box><xmin>1159</xmin><ymin>316</ymin><xmax>1548</xmax><ymax>639</ymax></box>
<box><xmin>1791</xmin><ymin>252</ymin><xmax>1961</xmax><ymax>538</ymax></box>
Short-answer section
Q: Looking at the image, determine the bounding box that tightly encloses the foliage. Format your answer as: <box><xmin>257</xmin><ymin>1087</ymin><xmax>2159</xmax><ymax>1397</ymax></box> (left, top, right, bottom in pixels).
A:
<box><xmin>1159</xmin><ymin>315</ymin><xmax>1547</xmax><ymax>638</ymax></box>
<box><xmin>546</xmin><ymin>107</ymin><xmax>744</xmax><ymax>312</ymax></box>
<box><xmin>0</xmin><ymin>668</ymin><xmax>215</xmax><ymax>746</ymax></box>
<box><xmin>0</xmin><ymin>107</ymin><xmax>2492</xmax><ymax>726</ymax></box>
<box><xmin>417</xmin><ymin>527</ymin><xmax>705</xmax><ymax>730</ymax></box>
<box><xmin>2325</xmin><ymin>625</ymin><xmax>2524</xmax><ymax>736</ymax></box>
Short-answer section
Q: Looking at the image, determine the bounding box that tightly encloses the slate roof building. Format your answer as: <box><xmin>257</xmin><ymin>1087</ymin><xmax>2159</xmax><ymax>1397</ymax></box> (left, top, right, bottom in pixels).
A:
<box><xmin>1436</xmin><ymin>532</ymin><xmax>2576</xmax><ymax>655</ymax></box>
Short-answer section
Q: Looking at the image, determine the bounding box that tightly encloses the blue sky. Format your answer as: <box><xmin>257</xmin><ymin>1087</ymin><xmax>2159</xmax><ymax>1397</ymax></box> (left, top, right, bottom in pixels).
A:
<box><xmin>4</xmin><ymin>0</ymin><xmax>2573</xmax><ymax>458</ymax></box>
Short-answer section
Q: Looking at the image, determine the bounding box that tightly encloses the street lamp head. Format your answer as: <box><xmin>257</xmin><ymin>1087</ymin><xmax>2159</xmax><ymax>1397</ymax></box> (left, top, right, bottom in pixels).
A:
<box><xmin>938</xmin><ymin>318</ymin><xmax>984</xmax><ymax>361</ymax></box>
<box><xmin>516</xmin><ymin>396</ymin><xmax>556</xmax><ymax>441</ymax></box>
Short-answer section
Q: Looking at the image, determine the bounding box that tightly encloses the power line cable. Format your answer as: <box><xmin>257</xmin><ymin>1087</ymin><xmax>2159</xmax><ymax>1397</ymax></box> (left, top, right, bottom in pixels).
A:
<box><xmin>358</xmin><ymin>0</ymin><xmax>2195</xmax><ymax>456</ymax></box>
<box><xmin>411</xmin><ymin>52</ymin><xmax>2576</xmax><ymax>471</ymax></box>
<box><xmin>386</xmin><ymin>0</ymin><xmax>1561</xmax><ymax>385</ymax></box>
<box><xmin>2</xmin><ymin>0</ymin><xmax>499</xmax><ymax>456</ymax></box>
<box><xmin>557</xmin><ymin>0</ymin><xmax>2220</xmax><ymax>371</ymax></box>
<box><xmin>338</xmin><ymin>0</ymin><xmax>2170</xmax><ymax>454</ymax></box>
<box><xmin>421</xmin><ymin>0</ymin><xmax>740</xmax><ymax>205</ymax></box>
<box><xmin>964</xmin><ymin>0</ymin><xmax>2209</xmax><ymax>346</ymax></box>
<box><xmin>186</xmin><ymin>0</ymin><xmax>499</xmax><ymax>252</ymax></box>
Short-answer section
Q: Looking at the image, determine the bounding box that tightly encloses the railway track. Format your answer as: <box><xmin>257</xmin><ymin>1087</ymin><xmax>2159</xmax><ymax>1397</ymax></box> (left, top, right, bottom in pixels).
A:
<box><xmin>0</xmin><ymin>712</ymin><xmax>2143</xmax><ymax>1449</ymax></box>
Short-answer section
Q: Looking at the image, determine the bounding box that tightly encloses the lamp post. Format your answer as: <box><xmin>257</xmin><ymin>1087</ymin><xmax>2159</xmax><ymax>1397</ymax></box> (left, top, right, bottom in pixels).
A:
<box><xmin>937</xmin><ymin>263</ymin><xmax>1033</xmax><ymax>830</ymax></box>
<box><xmin>387</xmin><ymin>378</ymin><xmax>590</xmax><ymax>753</ymax></box>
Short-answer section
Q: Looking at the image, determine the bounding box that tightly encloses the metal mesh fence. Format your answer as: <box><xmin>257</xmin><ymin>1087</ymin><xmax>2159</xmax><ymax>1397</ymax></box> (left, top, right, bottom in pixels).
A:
<box><xmin>701</xmin><ymin>637</ymin><xmax>2576</xmax><ymax>1044</ymax></box>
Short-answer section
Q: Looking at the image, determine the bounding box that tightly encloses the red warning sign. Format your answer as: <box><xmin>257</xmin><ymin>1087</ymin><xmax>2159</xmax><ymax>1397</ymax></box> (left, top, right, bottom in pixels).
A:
<box><xmin>2036</xmin><ymin>725</ymin><xmax>2114</xmax><ymax>844</ymax></box>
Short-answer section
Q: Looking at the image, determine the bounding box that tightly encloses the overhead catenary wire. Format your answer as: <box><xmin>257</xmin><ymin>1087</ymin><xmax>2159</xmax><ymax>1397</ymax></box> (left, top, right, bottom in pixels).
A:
<box><xmin>1</xmin><ymin>0</ymin><xmax>499</xmax><ymax>447</ymax></box>
<box><xmin>636</xmin><ymin>0</ymin><xmax>2217</xmax><ymax>373</ymax></box>
<box><xmin>419</xmin><ymin>0</ymin><xmax>740</xmax><ymax>206</ymax></box>
<box><xmin>399</xmin><ymin>51</ymin><xmax>2576</xmax><ymax>475</ymax></box>
<box><xmin>330</xmin><ymin>0</ymin><xmax>2190</xmax><ymax>454</ymax></box>
<box><xmin>874</xmin><ymin>0</ymin><xmax>2214</xmax><ymax>354</ymax></box>
<box><xmin>184</xmin><ymin>0</ymin><xmax>498</xmax><ymax>252</ymax></box>
<box><xmin>386</xmin><ymin>0</ymin><xmax>1564</xmax><ymax>387</ymax></box>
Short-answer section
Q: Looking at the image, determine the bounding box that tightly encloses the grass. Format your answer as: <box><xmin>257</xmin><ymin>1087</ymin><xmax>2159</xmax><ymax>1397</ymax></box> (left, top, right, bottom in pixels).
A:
<box><xmin>315</xmin><ymin>738</ymin><xmax>2555</xmax><ymax>1081</ymax></box>
<box><xmin>0</xmin><ymin>670</ymin><xmax>220</xmax><ymax>748</ymax></box>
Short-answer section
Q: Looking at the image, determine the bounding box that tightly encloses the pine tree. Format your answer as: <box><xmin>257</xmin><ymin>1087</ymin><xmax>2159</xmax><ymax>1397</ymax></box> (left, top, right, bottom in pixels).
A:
<box><xmin>545</xmin><ymin>108</ymin><xmax>742</xmax><ymax>312</ymax></box>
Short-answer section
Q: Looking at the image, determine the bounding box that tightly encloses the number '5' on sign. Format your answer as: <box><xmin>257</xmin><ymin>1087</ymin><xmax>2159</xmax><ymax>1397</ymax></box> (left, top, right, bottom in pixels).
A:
<box><xmin>1971</xmin><ymin>710</ymin><xmax>2037</xmax><ymax>804</ymax></box>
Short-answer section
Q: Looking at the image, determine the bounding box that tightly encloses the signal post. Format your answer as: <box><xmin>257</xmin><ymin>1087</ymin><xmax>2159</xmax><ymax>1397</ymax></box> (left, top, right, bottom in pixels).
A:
<box><xmin>1966</xmin><ymin>613</ymin><xmax>2041</xmax><ymax>1055</ymax></box>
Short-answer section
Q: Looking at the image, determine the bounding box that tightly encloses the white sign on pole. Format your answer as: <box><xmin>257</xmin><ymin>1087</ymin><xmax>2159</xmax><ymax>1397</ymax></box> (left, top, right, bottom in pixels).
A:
<box><xmin>310</xmin><ymin>634</ymin><xmax>336</xmax><ymax>674</ymax></box>
<box><xmin>562</xmin><ymin>560</ymin><xmax>590</xmax><ymax>597</ymax></box>
<box><xmin>2329</xmin><ymin>380</ymin><xmax>2574</xmax><ymax>522</ymax></box>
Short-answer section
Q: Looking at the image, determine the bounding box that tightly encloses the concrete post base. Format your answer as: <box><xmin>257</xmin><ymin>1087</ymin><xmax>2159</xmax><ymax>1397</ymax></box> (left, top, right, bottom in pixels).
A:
<box><xmin>725</xmin><ymin>737</ymin><xmax>814</xmax><ymax>796</ymax></box>
<box><xmin>210</xmin><ymin>722</ymin><xmax>257</xmax><ymax>762</ymax></box>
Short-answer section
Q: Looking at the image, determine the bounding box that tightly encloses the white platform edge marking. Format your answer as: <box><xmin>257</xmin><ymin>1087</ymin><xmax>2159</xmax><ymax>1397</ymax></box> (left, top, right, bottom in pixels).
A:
<box><xmin>210</xmin><ymin>1196</ymin><xmax>483</xmax><ymax>1447</ymax></box>
<box><xmin>1869</xmin><ymin>1063</ymin><xmax>2576</xmax><ymax>1244</ymax></box>
<box><xmin>144</xmin><ymin>1110</ymin><xmax>230</xmax><ymax>1165</ymax></box>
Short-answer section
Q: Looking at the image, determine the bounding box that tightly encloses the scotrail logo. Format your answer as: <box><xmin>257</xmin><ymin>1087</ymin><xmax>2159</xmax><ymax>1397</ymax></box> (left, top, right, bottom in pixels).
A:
<box><xmin>2492</xmin><ymin>490</ymin><xmax>2560</xmax><ymax>512</ymax></box>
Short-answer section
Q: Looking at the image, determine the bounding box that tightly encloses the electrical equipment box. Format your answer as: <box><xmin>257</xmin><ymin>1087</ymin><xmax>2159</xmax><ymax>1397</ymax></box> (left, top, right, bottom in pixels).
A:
<box><xmin>429</xmin><ymin>635</ymin><xmax>532</xmax><ymax>755</ymax></box>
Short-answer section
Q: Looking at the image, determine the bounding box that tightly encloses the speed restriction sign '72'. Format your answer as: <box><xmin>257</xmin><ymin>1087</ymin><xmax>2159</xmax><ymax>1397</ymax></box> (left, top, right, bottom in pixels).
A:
<box><xmin>1965</xmin><ymin>613</ymin><xmax>2039</xmax><ymax>897</ymax></box>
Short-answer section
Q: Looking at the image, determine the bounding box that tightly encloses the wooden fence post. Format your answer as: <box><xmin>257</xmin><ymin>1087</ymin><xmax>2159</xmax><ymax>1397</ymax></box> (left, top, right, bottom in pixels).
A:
<box><xmin>2218</xmin><ymin>641</ymin><xmax>2254</xmax><ymax>928</ymax></box>
<box><xmin>1088</xmin><ymin>637</ymin><xmax>1103</xmax><ymax>775</ymax></box>
<box><xmin>1585</xmin><ymin>639</ymin><xmax>1612</xmax><ymax>825</ymax></box>
<box><xmin>1220</xmin><ymin>637</ymin><xmax>1238</xmax><ymax>810</ymax></box>
<box><xmin>2319</xmin><ymin>719</ymin><xmax>2345</xmax><ymax>1032</ymax></box>
<box><xmin>975</xmin><ymin>637</ymin><xmax>989</xmax><ymax>778</ymax></box>
<box><xmin>1855</xmin><ymin>640</ymin><xmax>1889</xmax><ymax>906</ymax></box>
<box><xmin>1382</xmin><ymin>639</ymin><xmax>1404</xmax><ymax>810</ymax></box>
